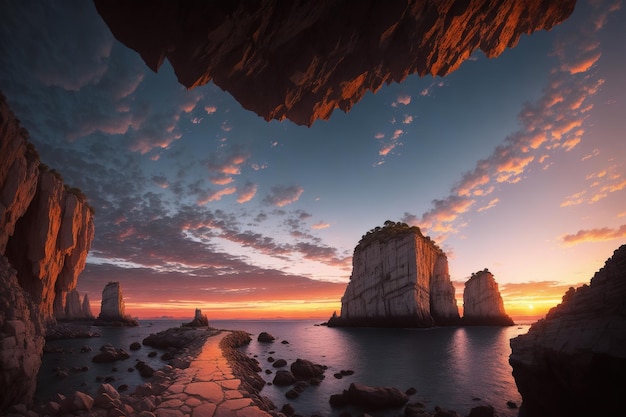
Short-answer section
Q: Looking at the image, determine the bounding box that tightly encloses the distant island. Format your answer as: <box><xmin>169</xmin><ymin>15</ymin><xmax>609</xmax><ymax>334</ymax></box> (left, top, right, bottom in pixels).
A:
<box><xmin>327</xmin><ymin>221</ymin><xmax>513</xmax><ymax>328</ymax></box>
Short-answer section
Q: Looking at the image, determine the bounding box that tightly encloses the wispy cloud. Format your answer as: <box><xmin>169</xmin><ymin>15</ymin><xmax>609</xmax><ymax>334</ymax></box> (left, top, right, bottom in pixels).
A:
<box><xmin>561</xmin><ymin>164</ymin><xmax>625</xmax><ymax>206</ymax></box>
<box><xmin>263</xmin><ymin>185</ymin><xmax>304</xmax><ymax>207</ymax></box>
<box><xmin>402</xmin><ymin>2</ymin><xmax>613</xmax><ymax>241</ymax></box>
<box><xmin>311</xmin><ymin>222</ymin><xmax>330</xmax><ymax>230</ymax></box>
<box><xmin>236</xmin><ymin>182</ymin><xmax>257</xmax><ymax>203</ymax></box>
<box><xmin>561</xmin><ymin>224</ymin><xmax>626</xmax><ymax>245</ymax></box>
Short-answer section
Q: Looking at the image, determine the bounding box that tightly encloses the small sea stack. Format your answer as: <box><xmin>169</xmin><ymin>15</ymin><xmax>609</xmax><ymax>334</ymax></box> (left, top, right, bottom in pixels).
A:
<box><xmin>182</xmin><ymin>308</ymin><xmax>209</xmax><ymax>327</ymax></box>
<box><xmin>94</xmin><ymin>281</ymin><xmax>138</xmax><ymax>326</ymax></box>
<box><xmin>462</xmin><ymin>269</ymin><xmax>514</xmax><ymax>326</ymax></box>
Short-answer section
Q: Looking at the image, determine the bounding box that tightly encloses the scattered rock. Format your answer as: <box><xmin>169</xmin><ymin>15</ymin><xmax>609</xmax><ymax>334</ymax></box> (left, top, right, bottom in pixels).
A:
<box><xmin>92</xmin><ymin>344</ymin><xmax>130</xmax><ymax>363</ymax></box>
<box><xmin>291</xmin><ymin>358</ymin><xmax>326</xmax><ymax>379</ymax></box>
<box><xmin>135</xmin><ymin>361</ymin><xmax>156</xmax><ymax>378</ymax></box>
<box><xmin>405</xmin><ymin>387</ymin><xmax>416</xmax><ymax>395</ymax></box>
<box><xmin>257</xmin><ymin>332</ymin><xmax>275</xmax><ymax>343</ymax></box>
<box><xmin>272</xmin><ymin>359</ymin><xmax>287</xmax><ymax>368</ymax></box>
<box><xmin>468</xmin><ymin>404</ymin><xmax>496</xmax><ymax>417</ymax></box>
<box><xmin>281</xmin><ymin>403</ymin><xmax>295</xmax><ymax>416</ymax></box>
<box><xmin>272</xmin><ymin>370</ymin><xmax>297</xmax><ymax>387</ymax></box>
<box><xmin>130</xmin><ymin>341</ymin><xmax>142</xmax><ymax>350</ymax></box>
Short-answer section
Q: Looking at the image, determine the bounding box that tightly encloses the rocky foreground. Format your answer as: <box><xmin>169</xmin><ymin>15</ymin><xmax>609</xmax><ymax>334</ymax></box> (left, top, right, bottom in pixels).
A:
<box><xmin>510</xmin><ymin>244</ymin><xmax>626</xmax><ymax>416</ymax></box>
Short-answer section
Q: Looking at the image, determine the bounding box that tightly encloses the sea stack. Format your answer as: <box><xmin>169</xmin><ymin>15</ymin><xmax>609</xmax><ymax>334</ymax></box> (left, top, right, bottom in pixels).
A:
<box><xmin>328</xmin><ymin>221</ymin><xmax>459</xmax><ymax>327</ymax></box>
<box><xmin>462</xmin><ymin>269</ymin><xmax>514</xmax><ymax>326</ymax></box>
<box><xmin>94</xmin><ymin>281</ymin><xmax>138</xmax><ymax>326</ymax></box>
<box><xmin>182</xmin><ymin>308</ymin><xmax>209</xmax><ymax>328</ymax></box>
<box><xmin>509</xmin><ymin>245</ymin><xmax>626</xmax><ymax>417</ymax></box>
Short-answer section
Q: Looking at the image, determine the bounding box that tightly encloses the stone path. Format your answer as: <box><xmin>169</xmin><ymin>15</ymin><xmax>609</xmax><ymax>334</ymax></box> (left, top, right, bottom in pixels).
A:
<box><xmin>151</xmin><ymin>331</ymin><xmax>273</xmax><ymax>417</ymax></box>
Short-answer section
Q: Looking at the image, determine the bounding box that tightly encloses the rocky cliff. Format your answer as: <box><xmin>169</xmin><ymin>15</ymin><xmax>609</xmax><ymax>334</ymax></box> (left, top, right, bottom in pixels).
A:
<box><xmin>328</xmin><ymin>221</ymin><xmax>459</xmax><ymax>327</ymax></box>
<box><xmin>0</xmin><ymin>93</ymin><xmax>95</xmax><ymax>411</ymax></box>
<box><xmin>94</xmin><ymin>281</ymin><xmax>138</xmax><ymax>326</ymax></box>
<box><xmin>462</xmin><ymin>269</ymin><xmax>514</xmax><ymax>326</ymax></box>
<box><xmin>509</xmin><ymin>245</ymin><xmax>626</xmax><ymax>416</ymax></box>
<box><xmin>94</xmin><ymin>0</ymin><xmax>576</xmax><ymax>126</ymax></box>
<box><xmin>0</xmin><ymin>255</ymin><xmax>45</xmax><ymax>411</ymax></box>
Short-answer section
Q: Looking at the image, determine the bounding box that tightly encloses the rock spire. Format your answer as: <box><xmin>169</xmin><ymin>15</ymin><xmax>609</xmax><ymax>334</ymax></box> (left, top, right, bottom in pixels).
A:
<box><xmin>462</xmin><ymin>269</ymin><xmax>514</xmax><ymax>326</ymax></box>
<box><xmin>328</xmin><ymin>221</ymin><xmax>459</xmax><ymax>327</ymax></box>
<box><xmin>94</xmin><ymin>281</ymin><xmax>138</xmax><ymax>326</ymax></box>
<box><xmin>94</xmin><ymin>0</ymin><xmax>576</xmax><ymax>126</ymax></box>
<box><xmin>509</xmin><ymin>245</ymin><xmax>626</xmax><ymax>416</ymax></box>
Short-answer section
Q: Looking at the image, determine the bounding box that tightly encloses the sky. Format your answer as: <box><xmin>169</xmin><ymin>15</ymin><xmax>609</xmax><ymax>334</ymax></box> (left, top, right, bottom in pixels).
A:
<box><xmin>1</xmin><ymin>0</ymin><xmax>624</xmax><ymax>321</ymax></box>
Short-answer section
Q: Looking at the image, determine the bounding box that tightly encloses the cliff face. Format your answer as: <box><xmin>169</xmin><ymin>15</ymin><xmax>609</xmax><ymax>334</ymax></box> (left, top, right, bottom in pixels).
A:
<box><xmin>0</xmin><ymin>93</ymin><xmax>95</xmax><ymax>410</ymax></box>
<box><xmin>462</xmin><ymin>269</ymin><xmax>513</xmax><ymax>325</ymax></box>
<box><xmin>509</xmin><ymin>245</ymin><xmax>626</xmax><ymax>416</ymax></box>
<box><xmin>330</xmin><ymin>222</ymin><xmax>459</xmax><ymax>327</ymax></box>
<box><xmin>95</xmin><ymin>281</ymin><xmax>138</xmax><ymax>326</ymax></box>
<box><xmin>55</xmin><ymin>288</ymin><xmax>95</xmax><ymax>321</ymax></box>
<box><xmin>94</xmin><ymin>0</ymin><xmax>576</xmax><ymax>126</ymax></box>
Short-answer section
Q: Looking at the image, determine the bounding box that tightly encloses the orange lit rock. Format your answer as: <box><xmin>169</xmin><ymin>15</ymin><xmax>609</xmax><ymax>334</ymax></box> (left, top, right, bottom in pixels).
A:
<box><xmin>94</xmin><ymin>0</ymin><xmax>576</xmax><ymax>126</ymax></box>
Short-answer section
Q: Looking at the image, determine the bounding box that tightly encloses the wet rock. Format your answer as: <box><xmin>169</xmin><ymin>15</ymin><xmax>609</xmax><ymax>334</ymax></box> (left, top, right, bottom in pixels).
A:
<box><xmin>281</xmin><ymin>403</ymin><xmax>295</xmax><ymax>416</ymax></box>
<box><xmin>135</xmin><ymin>361</ymin><xmax>156</xmax><ymax>378</ymax></box>
<box><xmin>467</xmin><ymin>404</ymin><xmax>496</xmax><ymax>417</ymax></box>
<box><xmin>272</xmin><ymin>359</ymin><xmax>287</xmax><ymax>368</ymax></box>
<box><xmin>272</xmin><ymin>370</ymin><xmax>296</xmax><ymax>387</ymax></box>
<box><xmin>130</xmin><ymin>341</ymin><xmax>142</xmax><ymax>350</ymax></box>
<box><xmin>257</xmin><ymin>332</ymin><xmax>275</xmax><ymax>343</ymax></box>
<box><xmin>92</xmin><ymin>344</ymin><xmax>130</xmax><ymax>363</ymax></box>
<box><xmin>290</xmin><ymin>358</ymin><xmax>326</xmax><ymax>379</ymax></box>
<box><xmin>405</xmin><ymin>402</ymin><xmax>427</xmax><ymax>417</ymax></box>
<box><xmin>405</xmin><ymin>387</ymin><xmax>416</xmax><ymax>395</ymax></box>
<box><xmin>336</xmin><ymin>383</ymin><xmax>408</xmax><ymax>410</ymax></box>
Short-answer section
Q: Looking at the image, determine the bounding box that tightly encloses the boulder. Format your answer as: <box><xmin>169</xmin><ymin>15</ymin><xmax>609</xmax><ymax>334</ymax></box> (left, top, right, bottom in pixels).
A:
<box><xmin>92</xmin><ymin>344</ymin><xmax>130</xmax><ymax>363</ymax></box>
<box><xmin>290</xmin><ymin>358</ymin><xmax>325</xmax><ymax>379</ymax></box>
<box><xmin>334</xmin><ymin>383</ymin><xmax>408</xmax><ymax>410</ymax></box>
<box><xmin>509</xmin><ymin>245</ymin><xmax>626</xmax><ymax>417</ymax></box>
<box><xmin>257</xmin><ymin>332</ymin><xmax>275</xmax><ymax>342</ymax></box>
<box><xmin>272</xmin><ymin>370</ymin><xmax>296</xmax><ymax>387</ymax></box>
<box><xmin>462</xmin><ymin>269</ymin><xmax>514</xmax><ymax>326</ymax></box>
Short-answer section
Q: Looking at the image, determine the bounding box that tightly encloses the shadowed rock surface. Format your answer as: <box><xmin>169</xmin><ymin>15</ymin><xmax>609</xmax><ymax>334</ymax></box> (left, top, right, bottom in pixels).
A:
<box><xmin>328</xmin><ymin>221</ymin><xmax>459</xmax><ymax>327</ymax></box>
<box><xmin>509</xmin><ymin>244</ymin><xmax>626</xmax><ymax>417</ymax></box>
<box><xmin>94</xmin><ymin>0</ymin><xmax>576</xmax><ymax>126</ymax></box>
<box><xmin>462</xmin><ymin>269</ymin><xmax>514</xmax><ymax>326</ymax></box>
<box><xmin>94</xmin><ymin>281</ymin><xmax>138</xmax><ymax>326</ymax></box>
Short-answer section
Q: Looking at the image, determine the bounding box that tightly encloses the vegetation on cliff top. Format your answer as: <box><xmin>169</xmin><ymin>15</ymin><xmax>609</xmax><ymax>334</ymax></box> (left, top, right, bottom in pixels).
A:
<box><xmin>356</xmin><ymin>220</ymin><xmax>442</xmax><ymax>253</ymax></box>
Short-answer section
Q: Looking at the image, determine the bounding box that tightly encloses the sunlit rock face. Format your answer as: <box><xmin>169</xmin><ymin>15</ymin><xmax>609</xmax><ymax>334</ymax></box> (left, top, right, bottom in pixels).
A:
<box><xmin>0</xmin><ymin>255</ymin><xmax>45</xmax><ymax>411</ymax></box>
<box><xmin>462</xmin><ymin>269</ymin><xmax>514</xmax><ymax>326</ymax></box>
<box><xmin>55</xmin><ymin>289</ymin><xmax>95</xmax><ymax>321</ymax></box>
<box><xmin>95</xmin><ymin>281</ymin><xmax>138</xmax><ymax>326</ymax></box>
<box><xmin>509</xmin><ymin>245</ymin><xmax>626</xmax><ymax>417</ymax></box>
<box><xmin>0</xmin><ymin>93</ymin><xmax>95</xmax><ymax>411</ymax></box>
<box><xmin>329</xmin><ymin>222</ymin><xmax>459</xmax><ymax>327</ymax></box>
<box><xmin>94</xmin><ymin>0</ymin><xmax>576</xmax><ymax>126</ymax></box>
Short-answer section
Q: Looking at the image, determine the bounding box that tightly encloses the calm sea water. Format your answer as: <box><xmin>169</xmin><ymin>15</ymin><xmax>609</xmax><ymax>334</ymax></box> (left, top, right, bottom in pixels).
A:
<box><xmin>36</xmin><ymin>320</ymin><xmax>529</xmax><ymax>417</ymax></box>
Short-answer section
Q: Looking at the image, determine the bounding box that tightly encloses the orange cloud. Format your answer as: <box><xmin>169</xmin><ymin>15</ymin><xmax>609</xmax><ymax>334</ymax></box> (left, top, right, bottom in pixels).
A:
<box><xmin>561</xmin><ymin>224</ymin><xmax>626</xmax><ymax>245</ymax></box>
<box><xmin>236</xmin><ymin>182</ymin><xmax>257</xmax><ymax>203</ymax></box>
<box><xmin>392</xmin><ymin>94</ymin><xmax>411</xmax><ymax>107</ymax></box>
<box><xmin>477</xmin><ymin>198</ymin><xmax>499</xmax><ymax>212</ymax></box>
<box><xmin>311</xmin><ymin>222</ymin><xmax>330</xmax><ymax>230</ymax></box>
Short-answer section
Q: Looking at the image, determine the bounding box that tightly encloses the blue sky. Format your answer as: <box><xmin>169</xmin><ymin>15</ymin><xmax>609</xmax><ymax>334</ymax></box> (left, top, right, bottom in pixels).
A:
<box><xmin>1</xmin><ymin>0</ymin><xmax>624</xmax><ymax>319</ymax></box>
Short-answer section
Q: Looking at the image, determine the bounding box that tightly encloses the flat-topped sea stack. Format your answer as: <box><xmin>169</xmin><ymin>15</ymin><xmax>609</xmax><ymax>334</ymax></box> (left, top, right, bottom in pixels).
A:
<box><xmin>462</xmin><ymin>269</ymin><xmax>514</xmax><ymax>326</ymax></box>
<box><xmin>94</xmin><ymin>0</ymin><xmax>576</xmax><ymax>126</ymax></box>
<box><xmin>94</xmin><ymin>281</ymin><xmax>138</xmax><ymax>327</ymax></box>
<box><xmin>328</xmin><ymin>221</ymin><xmax>459</xmax><ymax>328</ymax></box>
<box><xmin>509</xmin><ymin>244</ymin><xmax>626</xmax><ymax>417</ymax></box>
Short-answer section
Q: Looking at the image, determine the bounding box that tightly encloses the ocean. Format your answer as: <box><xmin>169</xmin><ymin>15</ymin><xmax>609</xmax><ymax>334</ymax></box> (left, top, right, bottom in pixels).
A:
<box><xmin>36</xmin><ymin>320</ymin><xmax>530</xmax><ymax>417</ymax></box>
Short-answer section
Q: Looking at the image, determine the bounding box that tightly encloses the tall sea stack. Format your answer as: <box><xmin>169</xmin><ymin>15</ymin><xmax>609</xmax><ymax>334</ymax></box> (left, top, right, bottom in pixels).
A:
<box><xmin>328</xmin><ymin>221</ymin><xmax>459</xmax><ymax>327</ymax></box>
<box><xmin>94</xmin><ymin>281</ymin><xmax>138</xmax><ymax>327</ymax></box>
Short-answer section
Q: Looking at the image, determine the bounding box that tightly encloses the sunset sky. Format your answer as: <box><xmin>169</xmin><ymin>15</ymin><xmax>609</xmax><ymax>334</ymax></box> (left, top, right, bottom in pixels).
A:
<box><xmin>1</xmin><ymin>1</ymin><xmax>624</xmax><ymax>321</ymax></box>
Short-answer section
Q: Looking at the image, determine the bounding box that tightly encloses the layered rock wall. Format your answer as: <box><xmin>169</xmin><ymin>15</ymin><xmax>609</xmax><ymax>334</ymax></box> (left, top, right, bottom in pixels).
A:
<box><xmin>95</xmin><ymin>0</ymin><xmax>576</xmax><ymax>126</ymax></box>
<box><xmin>0</xmin><ymin>93</ymin><xmax>94</xmax><ymax>410</ymax></box>
<box><xmin>55</xmin><ymin>289</ymin><xmax>95</xmax><ymax>321</ymax></box>
<box><xmin>462</xmin><ymin>269</ymin><xmax>513</xmax><ymax>325</ymax></box>
<box><xmin>331</xmin><ymin>223</ymin><xmax>459</xmax><ymax>327</ymax></box>
<box><xmin>509</xmin><ymin>245</ymin><xmax>626</xmax><ymax>416</ymax></box>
